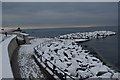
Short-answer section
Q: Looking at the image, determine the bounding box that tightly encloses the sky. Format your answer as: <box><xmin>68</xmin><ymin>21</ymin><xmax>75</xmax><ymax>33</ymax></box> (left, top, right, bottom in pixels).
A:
<box><xmin>1</xmin><ymin>0</ymin><xmax>120</xmax><ymax>2</ymax></box>
<box><xmin>0</xmin><ymin>2</ymin><xmax>1</xmax><ymax>27</ymax></box>
<box><xmin>2</xmin><ymin>2</ymin><xmax>118</xmax><ymax>29</ymax></box>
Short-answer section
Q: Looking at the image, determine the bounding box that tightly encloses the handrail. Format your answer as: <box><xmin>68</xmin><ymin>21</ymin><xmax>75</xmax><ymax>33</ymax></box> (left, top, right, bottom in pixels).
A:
<box><xmin>34</xmin><ymin>39</ymin><xmax>75</xmax><ymax>80</ymax></box>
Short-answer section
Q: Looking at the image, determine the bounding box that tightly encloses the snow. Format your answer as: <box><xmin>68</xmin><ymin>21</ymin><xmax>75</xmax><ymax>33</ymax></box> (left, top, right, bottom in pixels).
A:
<box><xmin>0</xmin><ymin>34</ymin><xmax>11</xmax><ymax>43</ymax></box>
<box><xmin>19</xmin><ymin>32</ymin><xmax>29</xmax><ymax>36</ymax></box>
<box><xmin>15</xmin><ymin>30</ymin><xmax>118</xmax><ymax>79</ymax></box>
<box><xmin>0</xmin><ymin>44</ymin><xmax>1</xmax><ymax>80</ymax></box>
<box><xmin>74</xmin><ymin>39</ymin><xmax>89</xmax><ymax>42</ymax></box>
<box><xmin>1</xmin><ymin>35</ymin><xmax>16</xmax><ymax>79</ymax></box>
<box><xmin>34</xmin><ymin>38</ymin><xmax>119</xmax><ymax>79</ymax></box>
<box><xmin>17</xmin><ymin>38</ymin><xmax>52</xmax><ymax>78</ymax></box>
<box><xmin>56</xmin><ymin>31</ymin><xmax>116</xmax><ymax>40</ymax></box>
<box><xmin>13</xmin><ymin>32</ymin><xmax>29</xmax><ymax>36</ymax></box>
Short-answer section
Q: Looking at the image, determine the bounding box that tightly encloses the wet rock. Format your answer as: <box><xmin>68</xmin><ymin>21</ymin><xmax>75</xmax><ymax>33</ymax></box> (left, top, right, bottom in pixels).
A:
<box><xmin>67</xmin><ymin>63</ymin><xmax>72</xmax><ymax>67</ymax></box>
<box><xmin>96</xmin><ymin>71</ymin><xmax>107</xmax><ymax>76</ymax></box>
<box><xmin>64</xmin><ymin>52</ymin><xmax>68</xmax><ymax>58</ymax></box>
<box><xmin>54</xmin><ymin>49</ymin><xmax>58</xmax><ymax>53</ymax></box>
<box><xmin>50</xmin><ymin>57</ymin><xmax>54</xmax><ymax>61</ymax></box>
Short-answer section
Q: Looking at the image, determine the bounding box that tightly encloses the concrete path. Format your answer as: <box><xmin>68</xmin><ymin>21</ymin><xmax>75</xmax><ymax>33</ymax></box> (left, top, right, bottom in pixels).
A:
<box><xmin>11</xmin><ymin>45</ymin><xmax>54</xmax><ymax>80</ymax></box>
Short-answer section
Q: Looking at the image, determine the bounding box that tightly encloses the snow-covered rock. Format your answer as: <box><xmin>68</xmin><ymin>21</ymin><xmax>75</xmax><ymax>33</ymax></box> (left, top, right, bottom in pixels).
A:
<box><xmin>35</xmin><ymin>39</ymin><xmax>119</xmax><ymax>79</ymax></box>
<box><xmin>17</xmin><ymin>30</ymin><xmax>118</xmax><ymax>79</ymax></box>
<box><xmin>56</xmin><ymin>31</ymin><xmax>116</xmax><ymax>40</ymax></box>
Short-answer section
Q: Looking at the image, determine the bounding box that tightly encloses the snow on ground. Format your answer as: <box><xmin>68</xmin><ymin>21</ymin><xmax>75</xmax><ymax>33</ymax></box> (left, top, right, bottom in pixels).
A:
<box><xmin>56</xmin><ymin>31</ymin><xmax>116</xmax><ymax>39</ymax></box>
<box><xmin>17</xmin><ymin>30</ymin><xmax>118</xmax><ymax>79</ymax></box>
<box><xmin>0</xmin><ymin>30</ymin><xmax>13</xmax><ymax>42</ymax></box>
<box><xmin>17</xmin><ymin>38</ymin><xmax>52</xmax><ymax>78</ymax></box>
<box><xmin>0</xmin><ymin>34</ymin><xmax>11</xmax><ymax>43</ymax></box>
<box><xmin>13</xmin><ymin>32</ymin><xmax>29</xmax><ymax>36</ymax></box>
<box><xmin>35</xmin><ymin>39</ymin><xmax>119</xmax><ymax>80</ymax></box>
<box><xmin>74</xmin><ymin>39</ymin><xmax>89</xmax><ymax>43</ymax></box>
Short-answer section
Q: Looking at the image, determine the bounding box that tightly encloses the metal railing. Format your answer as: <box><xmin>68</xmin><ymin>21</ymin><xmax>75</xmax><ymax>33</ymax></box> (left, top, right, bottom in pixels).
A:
<box><xmin>34</xmin><ymin>39</ymin><xmax>54</xmax><ymax>50</ymax></box>
<box><xmin>33</xmin><ymin>39</ymin><xmax>75</xmax><ymax>80</ymax></box>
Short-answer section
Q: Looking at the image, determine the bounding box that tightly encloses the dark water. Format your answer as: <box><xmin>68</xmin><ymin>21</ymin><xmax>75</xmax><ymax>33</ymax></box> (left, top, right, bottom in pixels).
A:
<box><xmin>23</xmin><ymin>26</ymin><xmax>119</xmax><ymax>69</ymax></box>
<box><xmin>81</xmin><ymin>35</ymin><xmax>119</xmax><ymax>69</ymax></box>
<box><xmin>23</xmin><ymin>26</ymin><xmax>118</xmax><ymax>38</ymax></box>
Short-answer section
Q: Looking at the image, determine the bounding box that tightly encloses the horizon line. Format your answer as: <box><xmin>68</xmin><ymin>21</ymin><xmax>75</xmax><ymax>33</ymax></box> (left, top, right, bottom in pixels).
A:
<box><xmin>0</xmin><ymin>25</ymin><xmax>115</xmax><ymax>30</ymax></box>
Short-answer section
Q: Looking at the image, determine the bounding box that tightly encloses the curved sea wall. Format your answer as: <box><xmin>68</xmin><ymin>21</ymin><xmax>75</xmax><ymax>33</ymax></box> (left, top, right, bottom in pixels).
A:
<box><xmin>8</xmin><ymin>36</ymin><xmax>19</xmax><ymax>60</ymax></box>
<box><xmin>1</xmin><ymin>35</ymin><xmax>18</xmax><ymax>79</ymax></box>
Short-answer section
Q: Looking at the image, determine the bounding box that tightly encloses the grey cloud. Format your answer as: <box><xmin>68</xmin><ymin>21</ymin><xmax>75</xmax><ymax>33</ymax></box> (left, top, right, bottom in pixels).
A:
<box><xmin>2</xmin><ymin>2</ymin><xmax>118</xmax><ymax>27</ymax></box>
<box><xmin>2</xmin><ymin>0</ymin><xmax>120</xmax><ymax>2</ymax></box>
<box><xmin>0</xmin><ymin>2</ymin><xmax>2</xmax><ymax>27</ymax></box>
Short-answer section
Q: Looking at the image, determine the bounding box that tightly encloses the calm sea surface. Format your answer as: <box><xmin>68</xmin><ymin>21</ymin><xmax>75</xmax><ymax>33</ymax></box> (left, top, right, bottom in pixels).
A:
<box><xmin>23</xmin><ymin>26</ymin><xmax>119</xmax><ymax>69</ymax></box>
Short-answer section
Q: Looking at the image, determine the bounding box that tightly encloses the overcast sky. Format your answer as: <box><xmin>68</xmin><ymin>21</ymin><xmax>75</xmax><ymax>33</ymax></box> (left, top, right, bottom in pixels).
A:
<box><xmin>2</xmin><ymin>0</ymin><xmax>120</xmax><ymax>2</ymax></box>
<box><xmin>2</xmin><ymin>2</ymin><xmax>118</xmax><ymax>28</ymax></box>
<box><xmin>0</xmin><ymin>2</ymin><xmax>1</xmax><ymax>27</ymax></box>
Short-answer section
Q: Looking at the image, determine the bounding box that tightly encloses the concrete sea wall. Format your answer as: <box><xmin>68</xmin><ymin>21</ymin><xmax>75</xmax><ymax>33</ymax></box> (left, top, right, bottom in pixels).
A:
<box><xmin>8</xmin><ymin>36</ymin><xmax>19</xmax><ymax>60</ymax></box>
<box><xmin>1</xmin><ymin>35</ymin><xmax>19</xmax><ymax>79</ymax></box>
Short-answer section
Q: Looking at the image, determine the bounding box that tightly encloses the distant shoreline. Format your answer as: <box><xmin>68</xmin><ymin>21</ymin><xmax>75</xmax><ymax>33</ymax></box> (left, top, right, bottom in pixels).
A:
<box><xmin>1</xmin><ymin>26</ymin><xmax>117</xmax><ymax>30</ymax></box>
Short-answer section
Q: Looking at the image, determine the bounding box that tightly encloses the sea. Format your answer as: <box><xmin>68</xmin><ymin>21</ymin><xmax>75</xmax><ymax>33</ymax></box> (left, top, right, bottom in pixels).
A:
<box><xmin>23</xmin><ymin>26</ymin><xmax>119</xmax><ymax>70</ymax></box>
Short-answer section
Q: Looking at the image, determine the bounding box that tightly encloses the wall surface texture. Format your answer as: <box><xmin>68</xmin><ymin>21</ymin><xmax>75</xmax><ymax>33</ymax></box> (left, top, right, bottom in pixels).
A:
<box><xmin>8</xmin><ymin>37</ymin><xmax>18</xmax><ymax>60</ymax></box>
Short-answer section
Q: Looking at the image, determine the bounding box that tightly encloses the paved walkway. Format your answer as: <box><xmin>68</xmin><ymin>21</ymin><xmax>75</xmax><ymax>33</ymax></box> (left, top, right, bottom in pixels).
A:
<box><xmin>11</xmin><ymin>38</ymin><xmax>54</xmax><ymax>79</ymax></box>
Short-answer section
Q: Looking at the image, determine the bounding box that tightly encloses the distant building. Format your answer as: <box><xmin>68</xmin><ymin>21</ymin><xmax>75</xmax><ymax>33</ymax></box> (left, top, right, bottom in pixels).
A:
<box><xmin>12</xmin><ymin>27</ymin><xmax>22</xmax><ymax>32</ymax></box>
